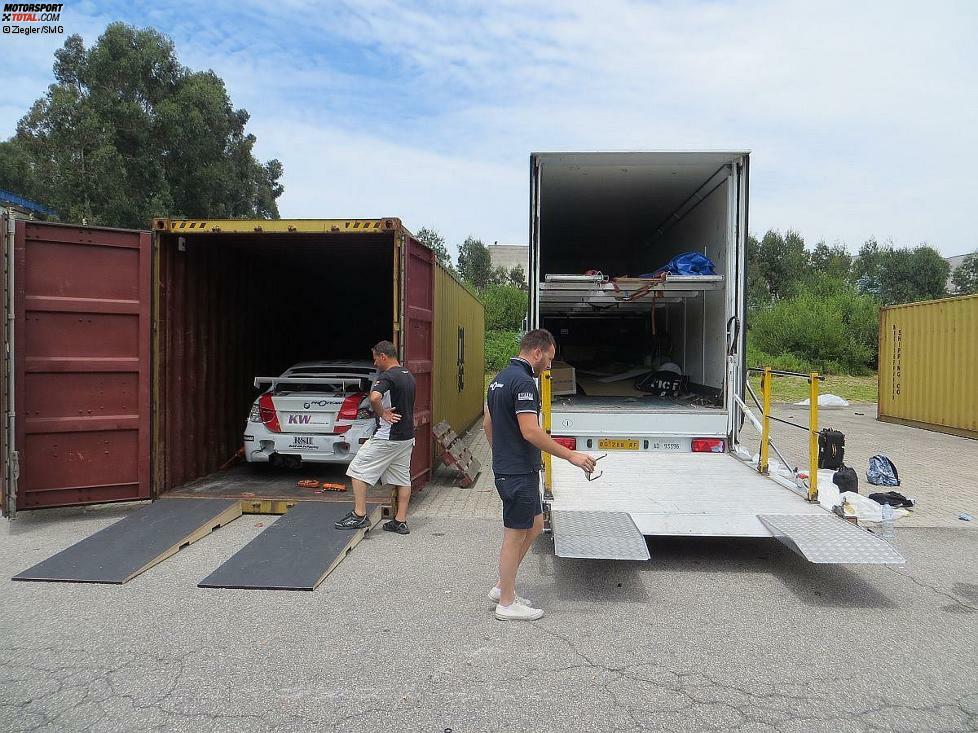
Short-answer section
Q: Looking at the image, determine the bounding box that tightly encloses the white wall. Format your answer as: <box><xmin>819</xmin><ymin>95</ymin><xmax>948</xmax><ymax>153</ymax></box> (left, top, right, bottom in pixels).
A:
<box><xmin>660</xmin><ymin>179</ymin><xmax>729</xmax><ymax>388</ymax></box>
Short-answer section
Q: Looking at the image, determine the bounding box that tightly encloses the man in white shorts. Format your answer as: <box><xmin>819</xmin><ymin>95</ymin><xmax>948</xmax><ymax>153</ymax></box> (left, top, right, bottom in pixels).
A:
<box><xmin>335</xmin><ymin>341</ymin><xmax>416</xmax><ymax>534</ymax></box>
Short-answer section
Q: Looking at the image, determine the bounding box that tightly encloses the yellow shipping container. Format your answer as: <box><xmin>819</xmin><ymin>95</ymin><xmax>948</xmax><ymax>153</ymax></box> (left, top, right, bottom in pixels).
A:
<box><xmin>878</xmin><ymin>294</ymin><xmax>978</xmax><ymax>439</ymax></box>
<box><xmin>432</xmin><ymin>265</ymin><xmax>486</xmax><ymax>436</ymax></box>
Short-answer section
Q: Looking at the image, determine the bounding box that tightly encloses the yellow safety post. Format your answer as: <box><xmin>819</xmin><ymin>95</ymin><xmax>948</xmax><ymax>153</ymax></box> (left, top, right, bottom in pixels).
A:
<box><xmin>759</xmin><ymin>367</ymin><xmax>772</xmax><ymax>474</ymax></box>
<box><xmin>808</xmin><ymin>372</ymin><xmax>820</xmax><ymax>502</ymax></box>
<box><xmin>541</xmin><ymin>369</ymin><xmax>553</xmax><ymax>495</ymax></box>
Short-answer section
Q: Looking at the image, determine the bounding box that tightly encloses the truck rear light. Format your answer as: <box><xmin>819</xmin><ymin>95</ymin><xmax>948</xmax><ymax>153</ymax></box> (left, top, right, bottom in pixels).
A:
<box><xmin>691</xmin><ymin>438</ymin><xmax>725</xmax><ymax>453</ymax></box>
<box><xmin>338</xmin><ymin>393</ymin><xmax>368</xmax><ymax>421</ymax></box>
<box><xmin>553</xmin><ymin>436</ymin><xmax>577</xmax><ymax>450</ymax></box>
<box><xmin>258</xmin><ymin>394</ymin><xmax>281</xmax><ymax>433</ymax></box>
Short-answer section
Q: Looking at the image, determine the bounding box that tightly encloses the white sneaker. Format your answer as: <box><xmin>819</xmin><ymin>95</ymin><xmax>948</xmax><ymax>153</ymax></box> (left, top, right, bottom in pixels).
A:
<box><xmin>495</xmin><ymin>601</ymin><xmax>544</xmax><ymax>621</ymax></box>
<box><xmin>488</xmin><ymin>586</ymin><xmax>531</xmax><ymax>606</ymax></box>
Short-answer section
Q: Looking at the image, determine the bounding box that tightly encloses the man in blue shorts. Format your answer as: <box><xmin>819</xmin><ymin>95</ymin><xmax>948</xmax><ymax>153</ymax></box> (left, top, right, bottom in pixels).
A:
<box><xmin>484</xmin><ymin>329</ymin><xmax>596</xmax><ymax>621</ymax></box>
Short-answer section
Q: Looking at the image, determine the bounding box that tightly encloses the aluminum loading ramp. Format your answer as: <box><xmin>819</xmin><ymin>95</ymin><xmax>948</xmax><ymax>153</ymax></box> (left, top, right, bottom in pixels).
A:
<box><xmin>758</xmin><ymin>514</ymin><xmax>905</xmax><ymax>564</ymax></box>
<box><xmin>549</xmin><ymin>453</ymin><xmax>905</xmax><ymax>565</ymax></box>
<box><xmin>13</xmin><ymin>498</ymin><xmax>242</xmax><ymax>584</ymax></box>
<box><xmin>551</xmin><ymin>510</ymin><xmax>650</xmax><ymax>560</ymax></box>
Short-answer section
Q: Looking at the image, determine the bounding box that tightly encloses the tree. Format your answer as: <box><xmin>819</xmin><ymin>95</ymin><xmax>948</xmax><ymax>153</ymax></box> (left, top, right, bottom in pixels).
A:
<box><xmin>854</xmin><ymin>240</ymin><xmax>949</xmax><ymax>305</ymax></box>
<box><xmin>951</xmin><ymin>251</ymin><xmax>978</xmax><ymax>295</ymax></box>
<box><xmin>482</xmin><ymin>284</ymin><xmax>528</xmax><ymax>330</ymax></box>
<box><xmin>749</xmin><ymin>229</ymin><xmax>809</xmax><ymax>302</ymax></box>
<box><xmin>414</xmin><ymin>226</ymin><xmax>454</xmax><ymax>271</ymax></box>
<box><xmin>0</xmin><ymin>23</ymin><xmax>282</xmax><ymax>228</ymax></box>
<box><xmin>457</xmin><ymin>236</ymin><xmax>493</xmax><ymax>289</ymax></box>
<box><xmin>808</xmin><ymin>242</ymin><xmax>853</xmax><ymax>281</ymax></box>
<box><xmin>507</xmin><ymin>264</ymin><xmax>526</xmax><ymax>290</ymax></box>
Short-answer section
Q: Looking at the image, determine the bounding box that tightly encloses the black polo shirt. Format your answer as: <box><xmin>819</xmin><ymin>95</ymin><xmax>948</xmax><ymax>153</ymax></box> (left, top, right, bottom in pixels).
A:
<box><xmin>487</xmin><ymin>357</ymin><xmax>541</xmax><ymax>475</ymax></box>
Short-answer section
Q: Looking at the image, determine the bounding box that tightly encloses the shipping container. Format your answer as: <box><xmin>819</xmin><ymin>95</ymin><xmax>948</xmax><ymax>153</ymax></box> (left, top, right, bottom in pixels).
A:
<box><xmin>432</xmin><ymin>266</ymin><xmax>485</xmax><ymax>435</ymax></box>
<box><xmin>1</xmin><ymin>214</ymin><xmax>484</xmax><ymax>517</ymax></box>
<box><xmin>878</xmin><ymin>294</ymin><xmax>978</xmax><ymax>439</ymax></box>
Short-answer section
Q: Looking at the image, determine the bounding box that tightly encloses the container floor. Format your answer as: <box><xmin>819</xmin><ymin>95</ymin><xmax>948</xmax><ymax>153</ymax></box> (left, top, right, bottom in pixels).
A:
<box><xmin>165</xmin><ymin>462</ymin><xmax>393</xmax><ymax>504</ymax></box>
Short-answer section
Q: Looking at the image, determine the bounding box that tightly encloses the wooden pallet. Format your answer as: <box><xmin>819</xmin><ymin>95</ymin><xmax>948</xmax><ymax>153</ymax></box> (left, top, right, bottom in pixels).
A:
<box><xmin>433</xmin><ymin>421</ymin><xmax>482</xmax><ymax>488</ymax></box>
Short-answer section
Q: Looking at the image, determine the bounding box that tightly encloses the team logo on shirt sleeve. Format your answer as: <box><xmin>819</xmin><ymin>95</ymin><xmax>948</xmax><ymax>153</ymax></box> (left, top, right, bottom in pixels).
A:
<box><xmin>517</xmin><ymin>392</ymin><xmax>534</xmax><ymax>401</ymax></box>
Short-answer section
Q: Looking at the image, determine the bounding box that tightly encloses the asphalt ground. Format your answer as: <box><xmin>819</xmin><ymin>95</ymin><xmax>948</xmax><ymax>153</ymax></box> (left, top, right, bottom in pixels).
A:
<box><xmin>2</xmin><ymin>502</ymin><xmax>976</xmax><ymax>732</ymax></box>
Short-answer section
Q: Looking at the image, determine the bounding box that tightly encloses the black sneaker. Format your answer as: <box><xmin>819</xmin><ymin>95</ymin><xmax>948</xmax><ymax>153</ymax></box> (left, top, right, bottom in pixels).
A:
<box><xmin>382</xmin><ymin>519</ymin><xmax>410</xmax><ymax>535</ymax></box>
<box><xmin>335</xmin><ymin>512</ymin><xmax>370</xmax><ymax>530</ymax></box>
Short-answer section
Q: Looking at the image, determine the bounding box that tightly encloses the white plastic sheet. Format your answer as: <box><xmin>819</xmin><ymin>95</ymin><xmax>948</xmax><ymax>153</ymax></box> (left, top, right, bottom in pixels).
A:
<box><xmin>795</xmin><ymin>393</ymin><xmax>850</xmax><ymax>408</ymax></box>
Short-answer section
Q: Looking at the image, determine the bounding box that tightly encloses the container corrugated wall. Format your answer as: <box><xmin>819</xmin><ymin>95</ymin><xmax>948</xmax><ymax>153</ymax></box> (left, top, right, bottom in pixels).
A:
<box><xmin>878</xmin><ymin>294</ymin><xmax>978</xmax><ymax>439</ymax></box>
<box><xmin>432</xmin><ymin>265</ymin><xmax>485</xmax><ymax>435</ymax></box>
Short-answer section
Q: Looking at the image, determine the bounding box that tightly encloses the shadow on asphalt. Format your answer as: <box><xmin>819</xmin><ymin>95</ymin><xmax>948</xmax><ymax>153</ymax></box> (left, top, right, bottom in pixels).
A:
<box><xmin>644</xmin><ymin>536</ymin><xmax>898</xmax><ymax>609</ymax></box>
<box><xmin>524</xmin><ymin>533</ymin><xmax>896</xmax><ymax>609</ymax></box>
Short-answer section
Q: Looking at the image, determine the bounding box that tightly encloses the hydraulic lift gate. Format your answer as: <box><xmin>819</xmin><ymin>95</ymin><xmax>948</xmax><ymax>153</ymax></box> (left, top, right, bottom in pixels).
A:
<box><xmin>3</xmin><ymin>221</ymin><xmax>152</xmax><ymax>516</ymax></box>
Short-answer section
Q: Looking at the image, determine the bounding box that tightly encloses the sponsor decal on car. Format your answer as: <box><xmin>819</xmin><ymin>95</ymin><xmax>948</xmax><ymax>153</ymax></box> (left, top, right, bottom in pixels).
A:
<box><xmin>289</xmin><ymin>436</ymin><xmax>318</xmax><ymax>449</ymax></box>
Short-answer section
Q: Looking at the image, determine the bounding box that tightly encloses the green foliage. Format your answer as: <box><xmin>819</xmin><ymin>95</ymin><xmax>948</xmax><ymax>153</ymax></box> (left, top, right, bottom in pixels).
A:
<box><xmin>415</xmin><ymin>227</ymin><xmax>454</xmax><ymax>271</ymax></box>
<box><xmin>482</xmin><ymin>284</ymin><xmax>527</xmax><ymax>330</ymax></box>
<box><xmin>951</xmin><ymin>251</ymin><xmax>978</xmax><ymax>295</ymax></box>
<box><xmin>853</xmin><ymin>240</ymin><xmax>949</xmax><ymax>305</ymax></box>
<box><xmin>747</xmin><ymin>275</ymin><xmax>880</xmax><ymax>374</ymax></box>
<box><xmin>485</xmin><ymin>329</ymin><xmax>521</xmax><ymax>371</ymax></box>
<box><xmin>808</xmin><ymin>242</ymin><xmax>853</xmax><ymax>281</ymax></box>
<box><xmin>507</xmin><ymin>264</ymin><xmax>526</xmax><ymax>290</ymax></box>
<box><xmin>0</xmin><ymin>23</ymin><xmax>282</xmax><ymax>228</ymax></box>
<box><xmin>457</xmin><ymin>236</ymin><xmax>493</xmax><ymax>289</ymax></box>
<box><xmin>749</xmin><ymin>229</ymin><xmax>809</xmax><ymax>301</ymax></box>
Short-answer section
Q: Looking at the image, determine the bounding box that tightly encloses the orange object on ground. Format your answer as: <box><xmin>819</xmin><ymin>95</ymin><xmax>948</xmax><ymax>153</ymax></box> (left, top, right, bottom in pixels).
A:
<box><xmin>297</xmin><ymin>480</ymin><xmax>320</xmax><ymax>489</ymax></box>
<box><xmin>322</xmin><ymin>483</ymin><xmax>347</xmax><ymax>492</ymax></box>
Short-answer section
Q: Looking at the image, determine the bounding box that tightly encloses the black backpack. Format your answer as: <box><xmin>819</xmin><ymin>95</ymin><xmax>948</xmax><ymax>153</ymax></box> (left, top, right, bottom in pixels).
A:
<box><xmin>832</xmin><ymin>465</ymin><xmax>858</xmax><ymax>493</ymax></box>
<box><xmin>818</xmin><ymin>428</ymin><xmax>845</xmax><ymax>470</ymax></box>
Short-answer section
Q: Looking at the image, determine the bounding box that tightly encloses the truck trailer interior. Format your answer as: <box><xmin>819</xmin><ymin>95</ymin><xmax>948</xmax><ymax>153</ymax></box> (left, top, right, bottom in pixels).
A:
<box><xmin>533</xmin><ymin>152</ymin><xmax>745</xmax><ymax>420</ymax></box>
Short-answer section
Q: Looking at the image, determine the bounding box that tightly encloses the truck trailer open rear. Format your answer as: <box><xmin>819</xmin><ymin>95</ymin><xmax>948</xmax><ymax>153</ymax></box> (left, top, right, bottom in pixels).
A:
<box><xmin>530</xmin><ymin>152</ymin><xmax>903</xmax><ymax>565</ymax></box>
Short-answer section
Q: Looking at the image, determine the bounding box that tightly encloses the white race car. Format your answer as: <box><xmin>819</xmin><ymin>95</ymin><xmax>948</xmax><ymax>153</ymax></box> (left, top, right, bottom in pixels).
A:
<box><xmin>244</xmin><ymin>361</ymin><xmax>378</xmax><ymax>469</ymax></box>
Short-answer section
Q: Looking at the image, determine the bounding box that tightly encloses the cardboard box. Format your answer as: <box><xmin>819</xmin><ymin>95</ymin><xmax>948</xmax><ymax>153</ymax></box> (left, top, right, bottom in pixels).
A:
<box><xmin>549</xmin><ymin>360</ymin><xmax>577</xmax><ymax>396</ymax></box>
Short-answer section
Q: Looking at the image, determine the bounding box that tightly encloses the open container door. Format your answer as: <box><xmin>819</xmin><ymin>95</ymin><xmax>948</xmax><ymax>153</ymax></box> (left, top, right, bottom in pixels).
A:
<box><xmin>401</xmin><ymin>233</ymin><xmax>434</xmax><ymax>489</ymax></box>
<box><xmin>4</xmin><ymin>220</ymin><xmax>151</xmax><ymax>517</ymax></box>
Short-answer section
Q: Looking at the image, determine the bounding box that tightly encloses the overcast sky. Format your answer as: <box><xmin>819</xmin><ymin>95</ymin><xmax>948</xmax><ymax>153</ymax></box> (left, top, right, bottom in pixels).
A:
<box><xmin>2</xmin><ymin>1</ymin><xmax>976</xmax><ymax>259</ymax></box>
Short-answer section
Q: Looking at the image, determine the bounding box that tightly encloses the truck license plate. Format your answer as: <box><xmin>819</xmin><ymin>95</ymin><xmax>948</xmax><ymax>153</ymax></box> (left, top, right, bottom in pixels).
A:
<box><xmin>599</xmin><ymin>439</ymin><xmax>640</xmax><ymax>450</ymax></box>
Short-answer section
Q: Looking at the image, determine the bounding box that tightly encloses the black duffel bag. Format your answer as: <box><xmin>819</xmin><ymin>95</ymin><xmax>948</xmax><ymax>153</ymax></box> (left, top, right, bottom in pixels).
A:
<box><xmin>832</xmin><ymin>464</ymin><xmax>858</xmax><ymax>493</ymax></box>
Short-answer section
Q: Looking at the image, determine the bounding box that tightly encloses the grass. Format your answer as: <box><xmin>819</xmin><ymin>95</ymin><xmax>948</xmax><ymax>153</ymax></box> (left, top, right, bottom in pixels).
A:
<box><xmin>748</xmin><ymin>373</ymin><xmax>878</xmax><ymax>404</ymax></box>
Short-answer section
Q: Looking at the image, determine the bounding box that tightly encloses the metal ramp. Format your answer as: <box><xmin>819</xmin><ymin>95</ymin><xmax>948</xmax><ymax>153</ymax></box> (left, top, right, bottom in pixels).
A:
<box><xmin>758</xmin><ymin>514</ymin><xmax>905</xmax><ymax>564</ymax></box>
<box><xmin>12</xmin><ymin>498</ymin><xmax>242</xmax><ymax>584</ymax></box>
<box><xmin>551</xmin><ymin>510</ymin><xmax>650</xmax><ymax>561</ymax></box>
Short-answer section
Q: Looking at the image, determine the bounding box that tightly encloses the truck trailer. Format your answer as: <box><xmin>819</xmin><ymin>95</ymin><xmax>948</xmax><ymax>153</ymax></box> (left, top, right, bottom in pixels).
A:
<box><xmin>529</xmin><ymin>151</ymin><xmax>903</xmax><ymax>565</ymax></box>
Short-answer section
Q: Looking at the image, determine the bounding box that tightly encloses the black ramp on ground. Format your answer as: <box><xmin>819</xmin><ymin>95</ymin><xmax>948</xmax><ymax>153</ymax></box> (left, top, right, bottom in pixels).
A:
<box><xmin>198</xmin><ymin>502</ymin><xmax>373</xmax><ymax>591</ymax></box>
<box><xmin>13</xmin><ymin>498</ymin><xmax>242</xmax><ymax>584</ymax></box>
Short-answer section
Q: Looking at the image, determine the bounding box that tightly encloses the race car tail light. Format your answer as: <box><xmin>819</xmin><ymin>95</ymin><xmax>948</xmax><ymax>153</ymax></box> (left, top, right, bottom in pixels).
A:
<box><xmin>333</xmin><ymin>425</ymin><xmax>351</xmax><ymax>435</ymax></box>
<box><xmin>258</xmin><ymin>393</ymin><xmax>281</xmax><ymax>432</ymax></box>
<box><xmin>248</xmin><ymin>403</ymin><xmax>261</xmax><ymax>423</ymax></box>
<box><xmin>338</xmin><ymin>393</ymin><xmax>368</xmax><ymax>421</ymax></box>
<box><xmin>553</xmin><ymin>436</ymin><xmax>576</xmax><ymax>450</ymax></box>
<box><xmin>691</xmin><ymin>438</ymin><xmax>725</xmax><ymax>453</ymax></box>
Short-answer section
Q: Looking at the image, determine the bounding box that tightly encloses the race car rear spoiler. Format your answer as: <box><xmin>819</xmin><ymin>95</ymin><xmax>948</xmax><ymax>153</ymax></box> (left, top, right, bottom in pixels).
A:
<box><xmin>254</xmin><ymin>375</ymin><xmax>373</xmax><ymax>390</ymax></box>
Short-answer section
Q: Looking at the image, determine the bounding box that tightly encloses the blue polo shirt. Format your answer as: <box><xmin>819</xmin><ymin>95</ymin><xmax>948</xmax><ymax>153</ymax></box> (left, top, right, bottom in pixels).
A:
<box><xmin>487</xmin><ymin>357</ymin><xmax>542</xmax><ymax>475</ymax></box>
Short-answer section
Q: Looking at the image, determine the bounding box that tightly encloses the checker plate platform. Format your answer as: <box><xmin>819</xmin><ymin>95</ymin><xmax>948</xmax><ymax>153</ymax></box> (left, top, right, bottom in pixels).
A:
<box><xmin>551</xmin><ymin>510</ymin><xmax>650</xmax><ymax>561</ymax></box>
<box><xmin>758</xmin><ymin>514</ymin><xmax>906</xmax><ymax>564</ymax></box>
